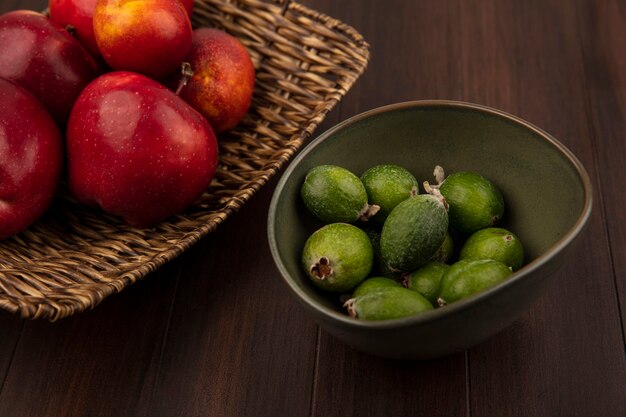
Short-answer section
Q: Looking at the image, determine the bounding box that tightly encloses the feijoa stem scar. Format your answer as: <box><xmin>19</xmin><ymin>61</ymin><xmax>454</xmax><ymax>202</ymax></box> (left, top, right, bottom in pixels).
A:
<box><xmin>433</xmin><ymin>165</ymin><xmax>446</xmax><ymax>184</ymax></box>
<box><xmin>422</xmin><ymin>180</ymin><xmax>448</xmax><ymax>210</ymax></box>
<box><xmin>310</xmin><ymin>256</ymin><xmax>333</xmax><ymax>280</ymax></box>
<box><xmin>423</xmin><ymin>165</ymin><xmax>448</xmax><ymax>207</ymax></box>
<box><xmin>344</xmin><ymin>298</ymin><xmax>357</xmax><ymax>318</ymax></box>
<box><xmin>359</xmin><ymin>202</ymin><xmax>381</xmax><ymax>221</ymax></box>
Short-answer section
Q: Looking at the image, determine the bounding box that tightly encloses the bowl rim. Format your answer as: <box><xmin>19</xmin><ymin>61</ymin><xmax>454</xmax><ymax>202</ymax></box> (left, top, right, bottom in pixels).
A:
<box><xmin>267</xmin><ymin>99</ymin><xmax>594</xmax><ymax>329</ymax></box>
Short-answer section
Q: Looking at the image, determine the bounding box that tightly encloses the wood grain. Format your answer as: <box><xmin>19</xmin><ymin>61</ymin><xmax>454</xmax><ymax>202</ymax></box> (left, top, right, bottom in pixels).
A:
<box><xmin>576</xmin><ymin>0</ymin><xmax>626</xmax><ymax>341</ymax></box>
<box><xmin>147</xmin><ymin>173</ymin><xmax>323</xmax><ymax>417</ymax></box>
<box><xmin>0</xmin><ymin>315</ymin><xmax>22</xmax><ymax>395</ymax></box>
<box><xmin>0</xmin><ymin>0</ymin><xmax>624</xmax><ymax>416</ymax></box>
<box><xmin>299</xmin><ymin>1</ymin><xmax>626</xmax><ymax>417</ymax></box>
<box><xmin>0</xmin><ymin>262</ymin><xmax>180</xmax><ymax>417</ymax></box>
<box><xmin>448</xmin><ymin>1</ymin><xmax>626</xmax><ymax>416</ymax></box>
<box><xmin>300</xmin><ymin>2</ymin><xmax>468</xmax><ymax>417</ymax></box>
<box><xmin>311</xmin><ymin>335</ymin><xmax>468</xmax><ymax>417</ymax></box>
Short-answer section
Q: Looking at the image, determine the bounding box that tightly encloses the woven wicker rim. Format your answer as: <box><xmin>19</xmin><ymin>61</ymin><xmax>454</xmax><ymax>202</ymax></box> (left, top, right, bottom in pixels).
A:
<box><xmin>0</xmin><ymin>0</ymin><xmax>369</xmax><ymax>320</ymax></box>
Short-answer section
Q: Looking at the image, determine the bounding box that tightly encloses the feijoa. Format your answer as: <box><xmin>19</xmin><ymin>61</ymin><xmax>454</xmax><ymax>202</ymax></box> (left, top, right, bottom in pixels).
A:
<box><xmin>380</xmin><ymin>194</ymin><xmax>449</xmax><ymax>273</ymax></box>
<box><xmin>437</xmin><ymin>259</ymin><xmax>512</xmax><ymax>306</ymax></box>
<box><xmin>353</xmin><ymin>276</ymin><xmax>402</xmax><ymax>298</ymax></box>
<box><xmin>430</xmin><ymin>230</ymin><xmax>455</xmax><ymax>263</ymax></box>
<box><xmin>301</xmin><ymin>223</ymin><xmax>373</xmax><ymax>292</ymax></box>
<box><xmin>427</xmin><ymin>166</ymin><xmax>504</xmax><ymax>234</ymax></box>
<box><xmin>459</xmin><ymin>227</ymin><xmax>525</xmax><ymax>270</ymax></box>
<box><xmin>360</xmin><ymin>164</ymin><xmax>419</xmax><ymax>222</ymax></box>
<box><xmin>301</xmin><ymin>165</ymin><xmax>378</xmax><ymax>223</ymax></box>
<box><xmin>363</xmin><ymin>227</ymin><xmax>400</xmax><ymax>279</ymax></box>
<box><xmin>344</xmin><ymin>286</ymin><xmax>433</xmax><ymax>320</ymax></box>
<box><xmin>403</xmin><ymin>261</ymin><xmax>450</xmax><ymax>305</ymax></box>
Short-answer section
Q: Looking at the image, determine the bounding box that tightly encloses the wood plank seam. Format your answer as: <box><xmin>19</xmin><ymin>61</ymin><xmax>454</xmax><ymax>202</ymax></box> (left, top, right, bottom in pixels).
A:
<box><xmin>572</xmin><ymin>0</ymin><xmax>626</xmax><ymax>351</ymax></box>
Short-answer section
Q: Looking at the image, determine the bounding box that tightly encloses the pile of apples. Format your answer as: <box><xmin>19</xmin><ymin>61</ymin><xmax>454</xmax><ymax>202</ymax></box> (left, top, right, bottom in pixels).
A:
<box><xmin>0</xmin><ymin>0</ymin><xmax>255</xmax><ymax>237</ymax></box>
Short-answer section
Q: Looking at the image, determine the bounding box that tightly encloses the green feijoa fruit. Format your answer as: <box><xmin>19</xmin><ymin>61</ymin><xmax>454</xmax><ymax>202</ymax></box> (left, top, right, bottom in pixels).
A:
<box><xmin>403</xmin><ymin>261</ymin><xmax>450</xmax><ymax>305</ymax></box>
<box><xmin>459</xmin><ymin>227</ymin><xmax>525</xmax><ymax>270</ymax></box>
<box><xmin>353</xmin><ymin>276</ymin><xmax>402</xmax><ymax>298</ymax></box>
<box><xmin>430</xmin><ymin>230</ymin><xmax>455</xmax><ymax>263</ymax></box>
<box><xmin>380</xmin><ymin>194</ymin><xmax>449</xmax><ymax>273</ymax></box>
<box><xmin>363</xmin><ymin>228</ymin><xmax>400</xmax><ymax>279</ymax></box>
<box><xmin>301</xmin><ymin>223</ymin><xmax>373</xmax><ymax>293</ymax></box>
<box><xmin>437</xmin><ymin>259</ymin><xmax>513</xmax><ymax>306</ymax></box>
<box><xmin>300</xmin><ymin>165</ymin><xmax>378</xmax><ymax>223</ymax></box>
<box><xmin>344</xmin><ymin>286</ymin><xmax>433</xmax><ymax>320</ymax></box>
<box><xmin>430</xmin><ymin>166</ymin><xmax>505</xmax><ymax>234</ymax></box>
<box><xmin>360</xmin><ymin>164</ymin><xmax>419</xmax><ymax>222</ymax></box>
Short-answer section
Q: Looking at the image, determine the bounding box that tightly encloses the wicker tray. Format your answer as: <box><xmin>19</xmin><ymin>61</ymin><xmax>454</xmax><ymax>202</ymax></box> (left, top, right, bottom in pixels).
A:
<box><xmin>0</xmin><ymin>0</ymin><xmax>369</xmax><ymax>320</ymax></box>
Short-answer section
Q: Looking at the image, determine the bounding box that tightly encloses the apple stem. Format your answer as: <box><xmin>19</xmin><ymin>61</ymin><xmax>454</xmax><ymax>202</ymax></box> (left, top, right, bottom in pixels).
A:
<box><xmin>65</xmin><ymin>24</ymin><xmax>76</xmax><ymax>36</ymax></box>
<box><xmin>175</xmin><ymin>62</ymin><xmax>194</xmax><ymax>96</ymax></box>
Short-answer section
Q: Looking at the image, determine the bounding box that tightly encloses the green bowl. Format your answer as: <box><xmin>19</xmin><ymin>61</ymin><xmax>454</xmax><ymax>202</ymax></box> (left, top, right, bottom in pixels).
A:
<box><xmin>267</xmin><ymin>100</ymin><xmax>592</xmax><ymax>359</ymax></box>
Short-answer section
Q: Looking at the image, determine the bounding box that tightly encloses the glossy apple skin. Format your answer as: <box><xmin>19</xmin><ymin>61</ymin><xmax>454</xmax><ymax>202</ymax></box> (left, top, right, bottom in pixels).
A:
<box><xmin>180</xmin><ymin>0</ymin><xmax>194</xmax><ymax>16</ymax></box>
<box><xmin>0</xmin><ymin>10</ymin><xmax>102</xmax><ymax>128</ymax></box>
<box><xmin>175</xmin><ymin>28</ymin><xmax>255</xmax><ymax>133</ymax></box>
<box><xmin>49</xmin><ymin>0</ymin><xmax>101</xmax><ymax>60</ymax></box>
<box><xmin>93</xmin><ymin>0</ymin><xmax>192</xmax><ymax>80</ymax></box>
<box><xmin>0</xmin><ymin>78</ymin><xmax>63</xmax><ymax>239</ymax></box>
<box><xmin>67</xmin><ymin>71</ymin><xmax>219</xmax><ymax>228</ymax></box>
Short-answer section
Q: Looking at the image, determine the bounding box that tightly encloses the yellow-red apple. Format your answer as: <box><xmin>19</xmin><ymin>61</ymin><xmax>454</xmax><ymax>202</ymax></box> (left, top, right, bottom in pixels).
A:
<box><xmin>93</xmin><ymin>0</ymin><xmax>192</xmax><ymax>80</ymax></box>
<box><xmin>175</xmin><ymin>28</ymin><xmax>255</xmax><ymax>133</ymax></box>
<box><xmin>180</xmin><ymin>0</ymin><xmax>193</xmax><ymax>16</ymax></box>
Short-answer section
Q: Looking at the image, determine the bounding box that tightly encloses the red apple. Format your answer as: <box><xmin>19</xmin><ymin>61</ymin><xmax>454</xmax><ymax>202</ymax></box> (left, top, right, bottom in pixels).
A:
<box><xmin>175</xmin><ymin>28</ymin><xmax>255</xmax><ymax>133</ymax></box>
<box><xmin>67</xmin><ymin>71</ymin><xmax>219</xmax><ymax>228</ymax></box>
<box><xmin>49</xmin><ymin>0</ymin><xmax>101</xmax><ymax>61</ymax></box>
<box><xmin>0</xmin><ymin>77</ymin><xmax>63</xmax><ymax>239</ymax></box>
<box><xmin>180</xmin><ymin>0</ymin><xmax>194</xmax><ymax>16</ymax></box>
<box><xmin>0</xmin><ymin>10</ymin><xmax>102</xmax><ymax>127</ymax></box>
<box><xmin>93</xmin><ymin>0</ymin><xmax>192</xmax><ymax>80</ymax></box>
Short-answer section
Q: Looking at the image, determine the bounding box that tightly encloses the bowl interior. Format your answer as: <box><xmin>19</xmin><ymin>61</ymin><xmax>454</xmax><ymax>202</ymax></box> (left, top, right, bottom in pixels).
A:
<box><xmin>270</xmin><ymin>101</ymin><xmax>590</xmax><ymax>316</ymax></box>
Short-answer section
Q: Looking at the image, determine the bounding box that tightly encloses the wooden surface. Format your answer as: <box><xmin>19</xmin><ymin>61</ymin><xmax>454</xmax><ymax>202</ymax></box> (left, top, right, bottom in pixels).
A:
<box><xmin>1</xmin><ymin>0</ymin><xmax>625</xmax><ymax>416</ymax></box>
